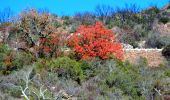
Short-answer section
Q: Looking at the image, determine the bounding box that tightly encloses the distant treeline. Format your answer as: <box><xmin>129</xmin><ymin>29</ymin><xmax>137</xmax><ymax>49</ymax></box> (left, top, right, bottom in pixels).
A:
<box><xmin>0</xmin><ymin>3</ymin><xmax>168</xmax><ymax>23</ymax></box>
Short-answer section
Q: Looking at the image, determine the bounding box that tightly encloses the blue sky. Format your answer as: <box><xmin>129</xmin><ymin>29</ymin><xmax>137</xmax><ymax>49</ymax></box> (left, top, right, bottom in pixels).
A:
<box><xmin>0</xmin><ymin>0</ymin><xmax>169</xmax><ymax>16</ymax></box>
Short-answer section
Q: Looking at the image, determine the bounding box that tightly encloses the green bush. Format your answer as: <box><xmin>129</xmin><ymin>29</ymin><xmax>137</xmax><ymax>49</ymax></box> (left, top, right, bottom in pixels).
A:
<box><xmin>0</xmin><ymin>44</ymin><xmax>10</xmax><ymax>64</ymax></box>
<box><xmin>50</xmin><ymin>57</ymin><xmax>84</xmax><ymax>83</ymax></box>
<box><xmin>53</xmin><ymin>21</ymin><xmax>62</xmax><ymax>28</ymax></box>
<box><xmin>146</xmin><ymin>32</ymin><xmax>170</xmax><ymax>48</ymax></box>
<box><xmin>12</xmin><ymin>51</ymin><xmax>35</xmax><ymax>69</ymax></box>
<box><xmin>162</xmin><ymin>44</ymin><xmax>170</xmax><ymax>60</ymax></box>
<box><xmin>159</xmin><ymin>17</ymin><xmax>169</xmax><ymax>24</ymax></box>
<box><xmin>102</xmin><ymin>58</ymin><xmax>167</xmax><ymax>99</ymax></box>
<box><xmin>36</xmin><ymin>57</ymin><xmax>85</xmax><ymax>83</ymax></box>
<box><xmin>0</xmin><ymin>44</ymin><xmax>12</xmax><ymax>74</ymax></box>
<box><xmin>69</xmin><ymin>24</ymin><xmax>78</xmax><ymax>33</ymax></box>
<box><xmin>105</xmin><ymin>61</ymin><xmax>141</xmax><ymax>98</ymax></box>
<box><xmin>0</xmin><ymin>43</ymin><xmax>35</xmax><ymax>75</ymax></box>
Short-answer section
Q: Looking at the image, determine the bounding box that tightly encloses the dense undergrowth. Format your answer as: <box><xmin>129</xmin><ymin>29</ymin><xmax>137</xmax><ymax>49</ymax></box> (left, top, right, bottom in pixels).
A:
<box><xmin>0</xmin><ymin>53</ymin><xmax>170</xmax><ymax>99</ymax></box>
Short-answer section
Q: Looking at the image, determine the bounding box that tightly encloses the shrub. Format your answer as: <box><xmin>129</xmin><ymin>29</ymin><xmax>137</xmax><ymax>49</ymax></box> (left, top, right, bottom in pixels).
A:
<box><xmin>12</xmin><ymin>51</ymin><xmax>35</xmax><ymax>69</ymax></box>
<box><xmin>145</xmin><ymin>6</ymin><xmax>160</xmax><ymax>14</ymax></box>
<box><xmin>73</xmin><ymin>12</ymin><xmax>96</xmax><ymax>25</ymax></box>
<box><xmin>105</xmin><ymin>61</ymin><xmax>141</xmax><ymax>98</ymax></box>
<box><xmin>8</xmin><ymin>9</ymin><xmax>52</xmax><ymax>47</ymax></box>
<box><xmin>117</xmin><ymin>26</ymin><xmax>141</xmax><ymax>48</ymax></box>
<box><xmin>36</xmin><ymin>57</ymin><xmax>84</xmax><ymax>84</ymax></box>
<box><xmin>159</xmin><ymin>17</ymin><xmax>169</xmax><ymax>24</ymax></box>
<box><xmin>69</xmin><ymin>24</ymin><xmax>78</xmax><ymax>33</ymax></box>
<box><xmin>50</xmin><ymin>57</ymin><xmax>84</xmax><ymax>83</ymax></box>
<box><xmin>146</xmin><ymin>32</ymin><xmax>170</xmax><ymax>48</ymax></box>
<box><xmin>162</xmin><ymin>44</ymin><xmax>170</xmax><ymax>60</ymax></box>
<box><xmin>68</xmin><ymin>22</ymin><xmax>124</xmax><ymax>60</ymax></box>
<box><xmin>38</xmin><ymin>32</ymin><xmax>68</xmax><ymax>58</ymax></box>
<box><xmin>8</xmin><ymin>9</ymin><xmax>67</xmax><ymax>58</ymax></box>
<box><xmin>62</xmin><ymin>16</ymin><xmax>72</xmax><ymax>26</ymax></box>
<box><xmin>0</xmin><ymin>43</ymin><xmax>12</xmax><ymax>74</ymax></box>
<box><xmin>104</xmin><ymin>58</ymin><xmax>167</xmax><ymax>99</ymax></box>
<box><xmin>53</xmin><ymin>21</ymin><xmax>62</xmax><ymax>28</ymax></box>
<box><xmin>0</xmin><ymin>43</ymin><xmax>35</xmax><ymax>75</ymax></box>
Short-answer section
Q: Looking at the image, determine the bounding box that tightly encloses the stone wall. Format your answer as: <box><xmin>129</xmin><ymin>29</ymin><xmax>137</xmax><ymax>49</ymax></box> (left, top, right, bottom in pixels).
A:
<box><xmin>124</xmin><ymin>49</ymin><xmax>166</xmax><ymax>67</ymax></box>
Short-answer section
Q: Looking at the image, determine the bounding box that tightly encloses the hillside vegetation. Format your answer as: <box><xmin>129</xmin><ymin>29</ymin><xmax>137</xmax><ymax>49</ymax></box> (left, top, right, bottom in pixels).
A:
<box><xmin>0</xmin><ymin>3</ymin><xmax>170</xmax><ymax>100</ymax></box>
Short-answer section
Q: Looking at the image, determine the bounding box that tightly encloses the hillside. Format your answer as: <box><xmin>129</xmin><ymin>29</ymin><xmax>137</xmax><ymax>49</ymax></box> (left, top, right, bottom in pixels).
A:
<box><xmin>0</xmin><ymin>3</ymin><xmax>170</xmax><ymax>100</ymax></box>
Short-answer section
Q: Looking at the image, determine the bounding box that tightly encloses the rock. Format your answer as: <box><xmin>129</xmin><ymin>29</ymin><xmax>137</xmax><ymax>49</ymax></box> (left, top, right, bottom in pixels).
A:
<box><xmin>138</xmin><ymin>41</ymin><xmax>146</xmax><ymax>48</ymax></box>
<box><xmin>121</xmin><ymin>43</ymin><xmax>133</xmax><ymax>49</ymax></box>
<box><xmin>56</xmin><ymin>90</ymin><xmax>77</xmax><ymax>100</ymax></box>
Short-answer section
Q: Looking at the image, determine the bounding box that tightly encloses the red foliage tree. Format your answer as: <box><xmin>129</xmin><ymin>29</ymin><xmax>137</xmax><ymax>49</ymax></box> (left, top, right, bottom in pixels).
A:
<box><xmin>68</xmin><ymin>22</ymin><xmax>124</xmax><ymax>60</ymax></box>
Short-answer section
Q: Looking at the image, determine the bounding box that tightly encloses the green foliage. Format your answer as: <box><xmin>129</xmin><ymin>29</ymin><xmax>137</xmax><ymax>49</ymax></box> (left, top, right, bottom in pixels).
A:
<box><xmin>53</xmin><ymin>21</ymin><xmax>62</xmax><ymax>28</ymax></box>
<box><xmin>0</xmin><ymin>44</ymin><xmax>11</xmax><ymax>66</ymax></box>
<box><xmin>50</xmin><ymin>57</ymin><xmax>84</xmax><ymax>81</ymax></box>
<box><xmin>159</xmin><ymin>17</ymin><xmax>169</xmax><ymax>24</ymax></box>
<box><xmin>1</xmin><ymin>56</ymin><xmax>170</xmax><ymax>99</ymax></box>
<box><xmin>12</xmin><ymin>51</ymin><xmax>35</xmax><ymax>69</ymax></box>
<box><xmin>102</xmin><ymin>58</ymin><xmax>168</xmax><ymax>100</ymax></box>
<box><xmin>162</xmin><ymin>44</ymin><xmax>170</xmax><ymax>60</ymax></box>
<box><xmin>36</xmin><ymin>57</ymin><xmax>85</xmax><ymax>83</ymax></box>
<box><xmin>0</xmin><ymin>44</ymin><xmax>12</xmax><ymax>75</ymax></box>
<box><xmin>69</xmin><ymin>24</ymin><xmax>77</xmax><ymax>33</ymax></box>
<box><xmin>0</xmin><ymin>43</ymin><xmax>35</xmax><ymax>75</ymax></box>
<box><xmin>0</xmin><ymin>86</ymin><xmax>22</xmax><ymax>100</ymax></box>
<box><xmin>112</xmin><ymin>13</ymin><xmax>139</xmax><ymax>28</ymax></box>
<box><xmin>79</xmin><ymin>58</ymin><xmax>112</xmax><ymax>79</ymax></box>
<box><xmin>164</xmin><ymin>68</ymin><xmax>170</xmax><ymax>77</ymax></box>
<box><xmin>146</xmin><ymin>32</ymin><xmax>170</xmax><ymax>48</ymax></box>
<box><xmin>144</xmin><ymin>7</ymin><xmax>160</xmax><ymax>14</ymax></box>
<box><xmin>3</xmin><ymin>87</ymin><xmax>21</xmax><ymax>98</ymax></box>
<box><xmin>62</xmin><ymin>16</ymin><xmax>73</xmax><ymax>26</ymax></box>
<box><xmin>105</xmin><ymin>61</ymin><xmax>141</xmax><ymax>98</ymax></box>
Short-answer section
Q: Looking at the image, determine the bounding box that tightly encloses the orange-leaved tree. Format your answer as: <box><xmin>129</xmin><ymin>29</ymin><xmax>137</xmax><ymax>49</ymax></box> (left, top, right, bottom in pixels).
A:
<box><xmin>68</xmin><ymin>22</ymin><xmax>124</xmax><ymax>60</ymax></box>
